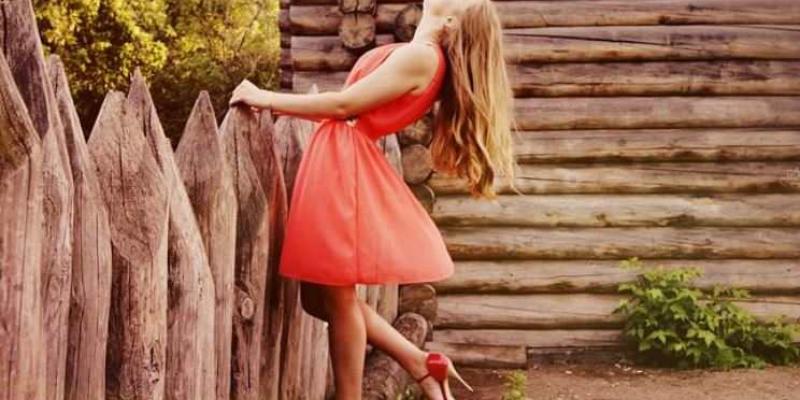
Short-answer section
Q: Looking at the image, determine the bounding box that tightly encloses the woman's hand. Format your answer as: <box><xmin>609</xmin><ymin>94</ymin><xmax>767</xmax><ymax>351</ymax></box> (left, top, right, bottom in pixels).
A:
<box><xmin>229</xmin><ymin>80</ymin><xmax>271</xmax><ymax>110</ymax></box>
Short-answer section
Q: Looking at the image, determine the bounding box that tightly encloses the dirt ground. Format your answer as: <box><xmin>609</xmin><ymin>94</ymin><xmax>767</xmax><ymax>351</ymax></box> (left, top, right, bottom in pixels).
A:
<box><xmin>451</xmin><ymin>363</ymin><xmax>800</xmax><ymax>400</ymax></box>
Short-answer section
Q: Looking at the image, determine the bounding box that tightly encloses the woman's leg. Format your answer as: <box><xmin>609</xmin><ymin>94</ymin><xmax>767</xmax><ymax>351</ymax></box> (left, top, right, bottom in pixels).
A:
<box><xmin>321</xmin><ymin>284</ymin><xmax>367</xmax><ymax>400</ymax></box>
<box><xmin>301</xmin><ymin>283</ymin><xmax>448</xmax><ymax>400</ymax></box>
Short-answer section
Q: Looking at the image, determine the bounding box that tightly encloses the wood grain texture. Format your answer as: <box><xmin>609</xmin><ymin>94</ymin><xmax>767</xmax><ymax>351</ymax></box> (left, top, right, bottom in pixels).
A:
<box><xmin>0</xmin><ymin>51</ymin><xmax>45</xmax><ymax>400</ymax></box>
<box><xmin>434</xmin><ymin>329</ymin><xmax>623</xmax><ymax>348</ymax></box>
<box><xmin>88</xmin><ymin>91</ymin><xmax>168</xmax><ymax>400</ymax></box>
<box><xmin>510</xmin><ymin>60</ymin><xmax>800</xmax><ymax>97</ymax></box>
<box><xmin>401</xmin><ymin>144</ymin><xmax>433</xmax><ymax>185</ymax></box>
<box><xmin>429</xmin><ymin>162</ymin><xmax>800</xmax><ymax>195</ymax></box>
<box><xmin>175</xmin><ymin>92</ymin><xmax>237</xmax><ymax>400</ymax></box>
<box><xmin>424</xmin><ymin>341</ymin><xmax>527</xmax><ymax>369</ymax></box>
<box><xmin>289</xmin><ymin>1</ymin><xmax>800</xmax><ymax>34</ymax></box>
<box><xmin>48</xmin><ymin>55</ymin><xmax>113</xmax><ymax>400</ymax></box>
<box><xmin>128</xmin><ymin>71</ymin><xmax>216</xmax><ymax>400</ymax></box>
<box><xmin>291</xmin><ymin>26</ymin><xmax>800</xmax><ymax>71</ymax></box>
<box><xmin>2</xmin><ymin>3</ymin><xmax>74</xmax><ymax>398</ymax></box>
<box><xmin>512</xmin><ymin>128</ymin><xmax>800</xmax><ymax>163</ymax></box>
<box><xmin>339</xmin><ymin>12</ymin><xmax>376</xmax><ymax>50</ymax></box>
<box><xmin>435</xmin><ymin>259</ymin><xmax>800</xmax><ymax>295</ymax></box>
<box><xmin>436</xmin><ymin>293</ymin><xmax>800</xmax><ymax>329</ymax></box>
<box><xmin>432</xmin><ymin>193</ymin><xmax>800</xmax><ymax>228</ymax></box>
<box><xmin>513</xmin><ymin>96</ymin><xmax>800</xmax><ymax>131</ymax></box>
<box><xmin>220</xmin><ymin>107</ymin><xmax>271</xmax><ymax>400</ymax></box>
<box><xmin>442</xmin><ymin>226</ymin><xmax>800</xmax><ymax>260</ymax></box>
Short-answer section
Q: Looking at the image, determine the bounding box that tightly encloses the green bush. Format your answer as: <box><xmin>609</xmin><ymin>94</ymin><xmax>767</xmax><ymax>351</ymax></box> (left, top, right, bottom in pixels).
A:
<box><xmin>614</xmin><ymin>257</ymin><xmax>799</xmax><ymax>369</ymax></box>
<box><xmin>501</xmin><ymin>370</ymin><xmax>527</xmax><ymax>400</ymax></box>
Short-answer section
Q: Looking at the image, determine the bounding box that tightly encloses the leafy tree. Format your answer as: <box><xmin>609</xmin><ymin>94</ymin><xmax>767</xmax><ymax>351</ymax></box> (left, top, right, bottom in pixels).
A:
<box><xmin>35</xmin><ymin>0</ymin><xmax>280</xmax><ymax>141</ymax></box>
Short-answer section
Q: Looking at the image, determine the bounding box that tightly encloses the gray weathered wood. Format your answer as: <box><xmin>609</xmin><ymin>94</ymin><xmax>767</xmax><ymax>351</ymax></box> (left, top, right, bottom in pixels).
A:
<box><xmin>0</xmin><ymin>51</ymin><xmax>45</xmax><ymax>400</ymax></box>
<box><xmin>442</xmin><ymin>226</ymin><xmax>800</xmax><ymax>260</ymax></box>
<box><xmin>513</xmin><ymin>96</ymin><xmax>800</xmax><ymax>131</ymax></box>
<box><xmin>424</xmin><ymin>342</ymin><xmax>527</xmax><ymax>369</ymax></box>
<box><xmin>220</xmin><ymin>106</ymin><xmax>271</xmax><ymax>400</ymax></box>
<box><xmin>436</xmin><ymin>294</ymin><xmax>800</xmax><ymax>329</ymax></box>
<box><xmin>435</xmin><ymin>259</ymin><xmax>800</xmax><ymax>295</ymax></box>
<box><xmin>289</xmin><ymin>1</ymin><xmax>800</xmax><ymax>34</ymax></box>
<box><xmin>433</xmin><ymin>193</ymin><xmax>800</xmax><ymax>228</ymax></box>
<box><xmin>175</xmin><ymin>92</ymin><xmax>237</xmax><ymax>400</ymax></box>
<box><xmin>434</xmin><ymin>329</ymin><xmax>623</xmax><ymax>348</ymax></box>
<box><xmin>291</xmin><ymin>26</ymin><xmax>800</xmax><ymax>71</ymax></box>
<box><xmin>512</xmin><ymin>128</ymin><xmax>800</xmax><ymax>163</ymax></box>
<box><xmin>48</xmin><ymin>55</ymin><xmax>113</xmax><ymax>400</ymax></box>
<box><xmin>429</xmin><ymin>162</ymin><xmax>800</xmax><ymax>195</ymax></box>
<box><xmin>88</xmin><ymin>91</ymin><xmax>168</xmax><ymax>400</ymax></box>
<box><xmin>128</xmin><ymin>71</ymin><xmax>216</xmax><ymax>400</ymax></box>
<box><xmin>2</xmin><ymin>3</ymin><xmax>74</xmax><ymax>398</ymax></box>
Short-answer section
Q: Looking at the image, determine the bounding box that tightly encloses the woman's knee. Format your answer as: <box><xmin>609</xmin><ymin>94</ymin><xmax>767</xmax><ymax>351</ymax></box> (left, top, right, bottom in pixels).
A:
<box><xmin>321</xmin><ymin>285</ymin><xmax>358</xmax><ymax>316</ymax></box>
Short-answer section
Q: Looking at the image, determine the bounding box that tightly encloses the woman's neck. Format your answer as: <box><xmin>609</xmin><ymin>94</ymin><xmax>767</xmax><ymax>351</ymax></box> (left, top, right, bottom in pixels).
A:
<box><xmin>411</xmin><ymin>14</ymin><xmax>444</xmax><ymax>46</ymax></box>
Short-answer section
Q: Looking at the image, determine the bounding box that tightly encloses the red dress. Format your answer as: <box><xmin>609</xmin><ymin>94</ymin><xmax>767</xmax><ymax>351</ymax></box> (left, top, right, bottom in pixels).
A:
<box><xmin>279</xmin><ymin>42</ymin><xmax>454</xmax><ymax>286</ymax></box>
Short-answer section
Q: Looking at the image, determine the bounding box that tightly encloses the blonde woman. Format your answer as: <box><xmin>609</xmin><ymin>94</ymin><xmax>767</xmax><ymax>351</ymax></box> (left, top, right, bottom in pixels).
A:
<box><xmin>230</xmin><ymin>0</ymin><xmax>516</xmax><ymax>398</ymax></box>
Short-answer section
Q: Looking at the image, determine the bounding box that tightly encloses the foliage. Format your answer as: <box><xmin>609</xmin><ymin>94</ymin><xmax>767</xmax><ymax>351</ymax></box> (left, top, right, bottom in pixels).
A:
<box><xmin>501</xmin><ymin>370</ymin><xmax>528</xmax><ymax>400</ymax></box>
<box><xmin>614</xmin><ymin>257</ymin><xmax>799</xmax><ymax>369</ymax></box>
<box><xmin>35</xmin><ymin>0</ymin><xmax>280</xmax><ymax>141</ymax></box>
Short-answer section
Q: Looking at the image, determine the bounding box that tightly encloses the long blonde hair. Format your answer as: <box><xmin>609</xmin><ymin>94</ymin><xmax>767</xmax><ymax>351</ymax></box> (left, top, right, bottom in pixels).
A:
<box><xmin>430</xmin><ymin>0</ymin><xmax>518</xmax><ymax>199</ymax></box>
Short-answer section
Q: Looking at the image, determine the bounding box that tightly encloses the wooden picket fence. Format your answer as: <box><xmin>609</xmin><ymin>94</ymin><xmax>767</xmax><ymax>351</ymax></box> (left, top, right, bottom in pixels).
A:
<box><xmin>0</xmin><ymin>1</ymin><xmax>423</xmax><ymax>399</ymax></box>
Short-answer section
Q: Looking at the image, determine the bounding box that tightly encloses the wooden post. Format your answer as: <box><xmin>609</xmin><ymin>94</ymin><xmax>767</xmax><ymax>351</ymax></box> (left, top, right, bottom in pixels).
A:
<box><xmin>2</xmin><ymin>2</ymin><xmax>74</xmax><ymax>398</ymax></box>
<box><xmin>220</xmin><ymin>105</ymin><xmax>270</xmax><ymax>400</ymax></box>
<box><xmin>127</xmin><ymin>71</ymin><xmax>216</xmax><ymax>400</ymax></box>
<box><xmin>175</xmin><ymin>92</ymin><xmax>238</xmax><ymax>400</ymax></box>
<box><xmin>0</xmin><ymin>51</ymin><xmax>45</xmax><ymax>400</ymax></box>
<box><xmin>47</xmin><ymin>55</ymin><xmax>113</xmax><ymax>400</ymax></box>
<box><xmin>88</xmin><ymin>91</ymin><xmax>168</xmax><ymax>400</ymax></box>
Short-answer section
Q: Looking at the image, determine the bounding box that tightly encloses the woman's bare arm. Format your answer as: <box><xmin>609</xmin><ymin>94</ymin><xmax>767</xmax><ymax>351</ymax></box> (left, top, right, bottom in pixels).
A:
<box><xmin>230</xmin><ymin>43</ymin><xmax>439</xmax><ymax>120</ymax></box>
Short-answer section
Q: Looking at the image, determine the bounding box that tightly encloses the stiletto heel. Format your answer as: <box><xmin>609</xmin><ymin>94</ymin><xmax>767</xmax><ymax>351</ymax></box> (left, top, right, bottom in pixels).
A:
<box><xmin>415</xmin><ymin>352</ymin><xmax>474</xmax><ymax>399</ymax></box>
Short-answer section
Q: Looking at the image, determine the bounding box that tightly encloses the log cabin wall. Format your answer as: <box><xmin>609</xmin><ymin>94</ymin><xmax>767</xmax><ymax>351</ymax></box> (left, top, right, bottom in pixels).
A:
<box><xmin>281</xmin><ymin>0</ymin><xmax>800</xmax><ymax>367</ymax></box>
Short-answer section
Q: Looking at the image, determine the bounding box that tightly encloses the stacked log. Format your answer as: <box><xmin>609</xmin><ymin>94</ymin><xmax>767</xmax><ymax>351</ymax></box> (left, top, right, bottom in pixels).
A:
<box><xmin>48</xmin><ymin>55</ymin><xmax>113</xmax><ymax>400</ymax></box>
<box><xmin>1</xmin><ymin>2</ymin><xmax>75</xmax><ymax>398</ymax></box>
<box><xmin>339</xmin><ymin>0</ymin><xmax>377</xmax><ymax>51</ymax></box>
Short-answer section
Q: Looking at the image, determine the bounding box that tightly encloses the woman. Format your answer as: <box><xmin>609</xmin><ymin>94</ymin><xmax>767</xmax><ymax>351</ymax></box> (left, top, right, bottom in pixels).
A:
<box><xmin>230</xmin><ymin>0</ymin><xmax>516</xmax><ymax>398</ymax></box>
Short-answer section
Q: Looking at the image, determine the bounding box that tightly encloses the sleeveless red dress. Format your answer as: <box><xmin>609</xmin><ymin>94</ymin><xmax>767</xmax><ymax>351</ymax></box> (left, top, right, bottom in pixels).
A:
<box><xmin>279</xmin><ymin>42</ymin><xmax>454</xmax><ymax>286</ymax></box>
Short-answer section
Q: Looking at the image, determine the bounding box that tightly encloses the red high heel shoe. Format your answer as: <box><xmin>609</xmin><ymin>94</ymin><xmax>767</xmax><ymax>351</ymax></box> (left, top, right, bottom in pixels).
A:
<box><xmin>415</xmin><ymin>352</ymin><xmax>473</xmax><ymax>398</ymax></box>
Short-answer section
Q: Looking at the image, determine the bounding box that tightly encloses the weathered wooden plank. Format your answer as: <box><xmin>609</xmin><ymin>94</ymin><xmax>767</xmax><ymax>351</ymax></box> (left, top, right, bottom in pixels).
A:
<box><xmin>220</xmin><ymin>107</ymin><xmax>271</xmax><ymax>400</ymax></box>
<box><xmin>437</xmin><ymin>294</ymin><xmax>800</xmax><ymax>329</ymax></box>
<box><xmin>48</xmin><ymin>55</ymin><xmax>113</xmax><ymax>400</ymax></box>
<box><xmin>175</xmin><ymin>92</ymin><xmax>236</xmax><ymax>400</ymax></box>
<box><xmin>514</xmin><ymin>96</ymin><xmax>800</xmax><ymax>131</ymax></box>
<box><xmin>511</xmin><ymin>60</ymin><xmax>800</xmax><ymax>97</ymax></box>
<box><xmin>429</xmin><ymin>162</ymin><xmax>800</xmax><ymax>195</ymax></box>
<box><xmin>434</xmin><ymin>329</ymin><xmax>623</xmax><ymax>348</ymax></box>
<box><xmin>293</xmin><ymin>61</ymin><xmax>800</xmax><ymax>98</ymax></box>
<box><xmin>289</xmin><ymin>1</ymin><xmax>800</xmax><ymax>34</ymax></box>
<box><xmin>2</xmin><ymin>3</ymin><xmax>74</xmax><ymax>398</ymax></box>
<box><xmin>433</xmin><ymin>193</ymin><xmax>800</xmax><ymax>228</ymax></box>
<box><xmin>0</xmin><ymin>51</ymin><xmax>45</xmax><ymax>400</ymax></box>
<box><xmin>88</xmin><ymin>91</ymin><xmax>168</xmax><ymax>400</ymax></box>
<box><xmin>424</xmin><ymin>342</ymin><xmax>527</xmax><ymax>369</ymax></box>
<box><xmin>399</xmin><ymin>284</ymin><xmax>438</xmax><ymax>323</ymax></box>
<box><xmin>513</xmin><ymin>128</ymin><xmax>800</xmax><ymax>163</ymax></box>
<box><xmin>295</xmin><ymin>61</ymin><xmax>800</xmax><ymax>97</ymax></box>
<box><xmin>442</xmin><ymin>227</ymin><xmax>800</xmax><ymax>260</ymax></box>
<box><xmin>128</xmin><ymin>72</ymin><xmax>216</xmax><ymax>400</ymax></box>
<box><xmin>435</xmin><ymin>259</ymin><xmax>800</xmax><ymax>295</ymax></box>
<box><xmin>291</xmin><ymin>26</ymin><xmax>800</xmax><ymax>71</ymax></box>
<box><xmin>504</xmin><ymin>25</ymin><xmax>800</xmax><ymax>64</ymax></box>
<box><xmin>377</xmin><ymin>133</ymin><xmax>402</xmax><ymax>323</ymax></box>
